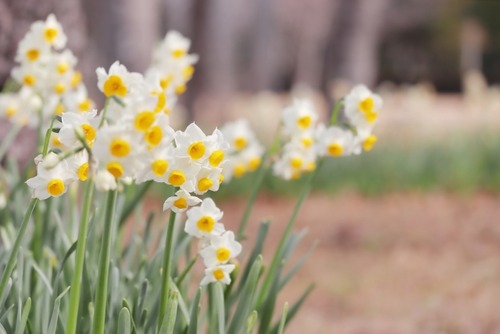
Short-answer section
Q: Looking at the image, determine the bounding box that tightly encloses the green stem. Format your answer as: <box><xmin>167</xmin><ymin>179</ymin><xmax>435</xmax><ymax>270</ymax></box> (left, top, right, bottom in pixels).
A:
<box><xmin>0</xmin><ymin>198</ymin><xmax>38</xmax><ymax>301</ymax></box>
<box><xmin>329</xmin><ymin>99</ymin><xmax>344</xmax><ymax>125</ymax></box>
<box><xmin>237</xmin><ymin>153</ymin><xmax>268</xmax><ymax>240</ymax></box>
<box><xmin>256</xmin><ymin>160</ymin><xmax>323</xmax><ymax>307</ymax></box>
<box><xmin>98</xmin><ymin>97</ymin><xmax>111</xmax><ymax>128</ymax></box>
<box><xmin>92</xmin><ymin>190</ymin><xmax>117</xmax><ymax>334</ymax></box>
<box><xmin>157</xmin><ymin>209</ymin><xmax>177</xmax><ymax>333</ymax></box>
<box><xmin>66</xmin><ymin>181</ymin><xmax>94</xmax><ymax>334</ymax></box>
<box><xmin>0</xmin><ymin>124</ymin><xmax>22</xmax><ymax>162</ymax></box>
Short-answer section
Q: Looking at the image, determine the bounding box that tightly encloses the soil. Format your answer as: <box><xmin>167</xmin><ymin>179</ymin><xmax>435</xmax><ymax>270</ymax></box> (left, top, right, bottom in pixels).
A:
<box><xmin>217</xmin><ymin>191</ymin><xmax>500</xmax><ymax>334</ymax></box>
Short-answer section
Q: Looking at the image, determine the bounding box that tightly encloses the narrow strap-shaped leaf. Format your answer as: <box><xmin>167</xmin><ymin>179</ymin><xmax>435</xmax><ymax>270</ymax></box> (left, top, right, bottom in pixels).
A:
<box><xmin>134</xmin><ymin>279</ymin><xmax>149</xmax><ymax>325</ymax></box>
<box><xmin>279</xmin><ymin>240</ymin><xmax>318</xmax><ymax>290</ymax></box>
<box><xmin>159</xmin><ymin>291</ymin><xmax>178</xmax><ymax>334</ymax></box>
<box><xmin>47</xmin><ymin>286</ymin><xmax>71</xmax><ymax>334</ymax></box>
<box><xmin>214</xmin><ymin>283</ymin><xmax>225</xmax><ymax>334</ymax></box>
<box><xmin>117</xmin><ymin>308</ymin><xmax>131</xmax><ymax>334</ymax></box>
<box><xmin>246</xmin><ymin>311</ymin><xmax>258</xmax><ymax>334</ymax></box>
<box><xmin>276</xmin><ymin>303</ymin><xmax>289</xmax><ymax>334</ymax></box>
<box><xmin>0</xmin><ymin>303</ymin><xmax>15</xmax><ymax>324</ymax></box>
<box><xmin>227</xmin><ymin>256</ymin><xmax>263</xmax><ymax>334</ymax></box>
<box><xmin>15</xmin><ymin>297</ymin><xmax>31</xmax><ymax>334</ymax></box>
<box><xmin>269</xmin><ymin>284</ymin><xmax>315</xmax><ymax>334</ymax></box>
<box><xmin>187</xmin><ymin>288</ymin><xmax>202</xmax><ymax>334</ymax></box>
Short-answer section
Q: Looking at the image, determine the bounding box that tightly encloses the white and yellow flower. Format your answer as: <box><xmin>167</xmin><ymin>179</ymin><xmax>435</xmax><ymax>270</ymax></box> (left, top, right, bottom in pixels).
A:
<box><xmin>194</xmin><ymin>167</ymin><xmax>222</xmax><ymax>195</ymax></box>
<box><xmin>174</xmin><ymin>123</ymin><xmax>210</xmax><ymax>162</ymax></box>
<box><xmin>26</xmin><ymin>153</ymin><xmax>75</xmax><ymax>200</ymax></box>
<box><xmin>344</xmin><ymin>85</ymin><xmax>382</xmax><ymax>131</ymax></box>
<box><xmin>282</xmin><ymin>99</ymin><xmax>318</xmax><ymax>135</ymax></box>
<box><xmin>165</xmin><ymin>157</ymin><xmax>201</xmax><ymax>192</ymax></box>
<box><xmin>30</xmin><ymin>14</ymin><xmax>67</xmax><ymax>49</ymax></box>
<box><xmin>96</xmin><ymin>61</ymin><xmax>142</xmax><ymax>98</ymax></box>
<box><xmin>315</xmin><ymin>125</ymin><xmax>356</xmax><ymax>157</ymax></box>
<box><xmin>185</xmin><ymin>198</ymin><xmax>224</xmax><ymax>238</ymax></box>
<box><xmin>200</xmin><ymin>231</ymin><xmax>241</xmax><ymax>267</ymax></box>
<box><xmin>162</xmin><ymin>189</ymin><xmax>202</xmax><ymax>213</ymax></box>
<box><xmin>59</xmin><ymin>110</ymin><xmax>100</xmax><ymax>148</ymax></box>
<box><xmin>200</xmin><ymin>264</ymin><xmax>235</xmax><ymax>286</ymax></box>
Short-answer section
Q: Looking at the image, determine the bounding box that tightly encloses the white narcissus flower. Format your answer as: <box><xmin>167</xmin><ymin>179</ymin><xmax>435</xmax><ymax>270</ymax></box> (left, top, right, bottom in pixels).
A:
<box><xmin>174</xmin><ymin>123</ymin><xmax>210</xmax><ymax>162</ymax></box>
<box><xmin>200</xmin><ymin>264</ymin><xmax>235</xmax><ymax>286</ymax></box>
<box><xmin>11</xmin><ymin>63</ymin><xmax>45</xmax><ymax>89</ymax></box>
<box><xmin>96</xmin><ymin>61</ymin><xmax>142</xmax><ymax>98</ymax></box>
<box><xmin>315</xmin><ymin>125</ymin><xmax>356</xmax><ymax>158</ymax></box>
<box><xmin>30</xmin><ymin>14</ymin><xmax>67</xmax><ymax>49</ymax></box>
<box><xmin>162</xmin><ymin>189</ymin><xmax>202</xmax><ymax>213</ymax></box>
<box><xmin>26</xmin><ymin>153</ymin><xmax>75</xmax><ymax>200</ymax></box>
<box><xmin>185</xmin><ymin>198</ymin><xmax>224</xmax><ymax>238</ymax></box>
<box><xmin>63</xmin><ymin>86</ymin><xmax>94</xmax><ymax>113</ymax></box>
<box><xmin>220</xmin><ymin>119</ymin><xmax>257</xmax><ymax>153</ymax></box>
<box><xmin>193</xmin><ymin>167</ymin><xmax>222</xmax><ymax>195</ymax></box>
<box><xmin>206</xmin><ymin>128</ymin><xmax>229</xmax><ymax>168</ymax></box>
<box><xmin>68</xmin><ymin>150</ymin><xmax>94</xmax><ymax>182</ymax></box>
<box><xmin>200</xmin><ymin>231</ymin><xmax>242</xmax><ymax>267</ymax></box>
<box><xmin>15</xmin><ymin>31</ymin><xmax>50</xmax><ymax>64</ymax></box>
<box><xmin>344</xmin><ymin>85</ymin><xmax>382</xmax><ymax>131</ymax></box>
<box><xmin>282</xmin><ymin>99</ymin><xmax>318</xmax><ymax>136</ymax></box>
<box><xmin>59</xmin><ymin>110</ymin><xmax>100</xmax><ymax>148</ymax></box>
<box><xmin>134</xmin><ymin>145</ymin><xmax>175</xmax><ymax>184</ymax></box>
<box><xmin>165</xmin><ymin>157</ymin><xmax>201</xmax><ymax>192</ymax></box>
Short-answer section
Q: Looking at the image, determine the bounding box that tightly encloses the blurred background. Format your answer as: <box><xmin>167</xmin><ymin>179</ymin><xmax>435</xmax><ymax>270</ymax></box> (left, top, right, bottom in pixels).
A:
<box><xmin>3</xmin><ymin>0</ymin><xmax>500</xmax><ymax>333</ymax></box>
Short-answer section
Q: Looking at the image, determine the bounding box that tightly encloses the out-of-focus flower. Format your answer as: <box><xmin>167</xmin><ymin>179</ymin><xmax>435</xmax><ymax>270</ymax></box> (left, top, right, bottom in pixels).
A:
<box><xmin>26</xmin><ymin>154</ymin><xmax>75</xmax><ymax>200</ymax></box>
<box><xmin>162</xmin><ymin>189</ymin><xmax>202</xmax><ymax>213</ymax></box>
<box><xmin>200</xmin><ymin>264</ymin><xmax>235</xmax><ymax>286</ymax></box>
<box><xmin>200</xmin><ymin>231</ymin><xmax>242</xmax><ymax>267</ymax></box>
<box><xmin>185</xmin><ymin>198</ymin><xmax>224</xmax><ymax>238</ymax></box>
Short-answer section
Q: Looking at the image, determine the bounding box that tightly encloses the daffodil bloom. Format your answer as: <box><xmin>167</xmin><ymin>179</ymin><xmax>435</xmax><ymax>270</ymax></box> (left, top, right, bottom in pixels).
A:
<box><xmin>206</xmin><ymin>129</ymin><xmax>229</xmax><ymax>168</ymax></box>
<box><xmin>135</xmin><ymin>145</ymin><xmax>175</xmax><ymax>184</ymax></box>
<box><xmin>63</xmin><ymin>86</ymin><xmax>94</xmax><ymax>113</ymax></box>
<box><xmin>59</xmin><ymin>110</ymin><xmax>100</xmax><ymax>148</ymax></box>
<box><xmin>165</xmin><ymin>157</ymin><xmax>201</xmax><ymax>192</ymax></box>
<box><xmin>68</xmin><ymin>151</ymin><xmax>94</xmax><ymax>182</ymax></box>
<box><xmin>26</xmin><ymin>153</ymin><xmax>75</xmax><ymax>200</ymax></box>
<box><xmin>315</xmin><ymin>125</ymin><xmax>356</xmax><ymax>158</ymax></box>
<box><xmin>96</xmin><ymin>61</ymin><xmax>142</xmax><ymax>98</ymax></box>
<box><xmin>30</xmin><ymin>14</ymin><xmax>67</xmax><ymax>49</ymax></box>
<box><xmin>344</xmin><ymin>85</ymin><xmax>383</xmax><ymax>130</ymax></box>
<box><xmin>220</xmin><ymin>119</ymin><xmax>258</xmax><ymax>153</ymax></box>
<box><xmin>15</xmin><ymin>32</ymin><xmax>50</xmax><ymax>64</ymax></box>
<box><xmin>200</xmin><ymin>231</ymin><xmax>242</xmax><ymax>267</ymax></box>
<box><xmin>194</xmin><ymin>167</ymin><xmax>222</xmax><ymax>195</ymax></box>
<box><xmin>282</xmin><ymin>99</ymin><xmax>318</xmax><ymax>136</ymax></box>
<box><xmin>200</xmin><ymin>264</ymin><xmax>235</xmax><ymax>286</ymax></box>
<box><xmin>185</xmin><ymin>198</ymin><xmax>225</xmax><ymax>238</ymax></box>
<box><xmin>174</xmin><ymin>123</ymin><xmax>210</xmax><ymax>162</ymax></box>
<box><xmin>162</xmin><ymin>189</ymin><xmax>202</xmax><ymax>213</ymax></box>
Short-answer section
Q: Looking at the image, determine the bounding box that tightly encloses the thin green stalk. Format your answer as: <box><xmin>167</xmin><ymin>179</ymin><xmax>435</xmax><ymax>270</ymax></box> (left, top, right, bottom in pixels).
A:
<box><xmin>157</xmin><ymin>209</ymin><xmax>177</xmax><ymax>333</ymax></box>
<box><xmin>66</xmin><ymin>180</ymin><xmax>94</xmax><ymax>334</ymax></box>
<box><xmin>41</xmin><ymin>116</ymin><xmax>57</xmax><ymax>156</ymax></box>
<box><xmin>237</xmin><ymin>153</ymin><xmax>269</xmax><ymax>240</ymax></box>
<box><xmin>0</xmin><ymin>124</ymin><xmax>22</xmax><ymax>161</ymax></box>
<box><xmin>257</xmin><ymin>160</ymin><xmax>323</xmax><ymax>307</ymax></box>
<box><xmin>329</xmin><ymin>99</ymin><xmax>344</xmax><ymax>125</ymax></box>
<box><xmin>92</xmin><ymin>190</ymin><xmax>117</xmax><ymax>334</ymax></box>
<box><xmin>0</xmin><ymin>198</ymin><xmax>38</xmax><ymax>301</ymax></box>
<box><xmin>98</xmin><ymin>97</ymin><xmax>111</xmax><ymax>128</ymax></box>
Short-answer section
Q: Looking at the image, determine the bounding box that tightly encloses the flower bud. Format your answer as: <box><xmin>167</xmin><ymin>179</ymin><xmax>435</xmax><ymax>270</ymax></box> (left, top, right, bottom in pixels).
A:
<box><xmin>95</xmin><ymin>170</ymin><xmax>117</xmax><ymax>191</ymax></box>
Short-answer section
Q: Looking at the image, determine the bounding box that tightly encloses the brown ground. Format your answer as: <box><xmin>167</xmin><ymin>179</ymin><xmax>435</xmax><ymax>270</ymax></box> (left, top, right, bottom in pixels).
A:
<box><xmin>217</xmin><ymin>192</ymin><xmax>500</xmax><ymax>334</ymax></box>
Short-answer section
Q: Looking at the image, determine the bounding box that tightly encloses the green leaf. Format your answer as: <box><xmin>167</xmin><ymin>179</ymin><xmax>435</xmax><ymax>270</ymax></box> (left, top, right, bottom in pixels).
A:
<box><xmin>279</xmin><ymin>241</ymin><xmax>317</xmax><ymax>290</ymax></box>
<box><xmin>277</xmin><ymin>303</ymin><xmax>289</xmax><ymax>334</ymax></box>
<box><xmin>187</xmin><ymin>288</ymin><xmax>202</xmax><ymax>334</ymax></box>
<box><xmin>159</xmin><ymin>290</ymin><xmax>178</xmax><ymax>334</ymax></box>
<box><xmin>15</xmin><ymin>297</ymin><xmax>31</xmax><ymax>334</ymax></box>
<box><xmin>214</xmin><ymin>283</ymin><xmax>225</xmax><ymax>334</ymax></box>
<box><xmin>117</xmin><ymin>308</ymin><xmax>132</xmax><ymax>334</ymax></box>
<box><xmin>270</xmin><ymin>284</ymin><xmax>315</xmax><ymax>334</ymax></box>
<box><xmin>47</xmin><ymin>286</ymin><xmax>71</xmax><ymax>334</ymax></box>
<box><xmin>227</xmin><ymin>255</ymin><xmax>263</xmax><ymax>334</ymax></box>
<box><xmin>246</xmin><ymin>311</ymin><xmax>258</xmax><ymax>334</ymax></box>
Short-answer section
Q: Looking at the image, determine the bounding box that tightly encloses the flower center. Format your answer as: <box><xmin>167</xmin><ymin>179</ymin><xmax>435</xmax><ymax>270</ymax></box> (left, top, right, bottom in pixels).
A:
<box><xmin>78</xmin><ymin>98</ymin><xmax>92</xmax><ymax>112</ymax></box>
<box><xmin>301</xmin><ymin>137</ymin><xmax>313</xmax><ymax>148</ymax></box>
<box><xmin>135</xmin><ymin>111</ymin><xmax>156</xmax><ymax>131</ymax></box>
<box><xmin>47</xmin><ymin>179</ymin><xmax>65</xmax><ymax>196</ymax></box>
<box><xmin>362</xmin><ymin>135</ymin><xmax>377</xmax><ymax>151</ymax></box>
<box><xmin>23</xmin><ymin>74</ymin><xmax>36</xmax><ymax>86</ymax></box>
<box><xmin>44</xmin><ymin>27</ymin><xmax>58</xmax><ymax>43</ymax></box>
<box><xmin>172</xmin><ymin>49</ymin><xmax>186</xmax><ymax>58</ymax></box>
<box><xmin>77</xmin><ymin>162</ymin><xmax>89</xmax><ymax>181</ymax></box>
<box><xmin>359</xmin><ymin>97</ymin><xmax>378</xmax><ymax>123</ymax></box>
<box><xmin>175</xmin><ymin>85</ymin><xmax>186</xmax><ymax>95</ymax></box>
<box><xmin>26</xmin><ymin>49</ymin><xmax>40</xmax><ymax>61</ymax></box>
<box><xmin>188</xmin><ymin>141</ymin><xmax>206</xmax><ymax>160</ymax></box>
<box><xmin>153</xmin><ymin>91</ymin><xmax>166</xmax><ymax>113</ymax></box>
<box><xmin>216</xmin><ymin>247</ymin><xmax>231</xmax><ymax>263</ymax></box>
<box><xmin>57</xmin><ymin>62</ymin><xmax>69</xmax><ymax>74</ymax></box>
<box><xmin>234</xmin><ymin>137</ymin><xmax>247</xmax><ymax>150</ymax></box>
<box><xmin>54</xmin><ymin>82</ymin><xmax>66</xmax><ymax>95</ymax></box>
<box><xmin>233</xmin><ymin>164</ymin><xmax>246</xmax><ymax>178</ymax></box>
<box><xmin>145</xmin><ymin>126</ymin><xmax>163</xmax><ymax>147</ymax></box>
<box><xmin>81</xmin><ymin>123</ymin><xmax>96</xmax><ymax>143</ymax></box>
<box><xmin>168</xmin><ymin>171</ymin><xmax>186</xmax><ymax>186</ymax></box>
<box><xmin>248</xmin><ymin>157</ymin><xmax>261</xmax><ymax>172</ymax></box>
<box><xmin>107</xmin><ymin>162</ymin><xmax>124</xmax><ymax>178</ymax></box>
<box><xmin>183</xmin><ymin>66</ymin><xmax>195</xmax><ymax>79</ymax></box>
<box><xmin>109</xmin><ymin>138</ymin><xmax>131</xmax><ymax>157</ymax></box>
<box><xmin>290</xmin><ymin>157</ymin><xmax>303</xmax><ymax>169</ymax></box>
<box><xmin>173</xmin><ymin>197</ymin><xmax>187</xmax><ymax>209</ymax></box>
<box><xmin>213</xmin><ymin>269</ymin><xmax>225</xmax><ymax>281</ymax></box>
<box><xmin>151</xmin><ymin>159</ymin><xmax>168</xmax><ymax>176</ymax></box>
<box><xmin>103</xmin><ymin>75</ymin><xmax>127</xmax><ymax>97</ymax></box>
<box><xmin>297</xmin><ymin>115</ymin><xmax>312</xmax><ymax>129</ymax></box>
<box><xmin>197</xmin><ymin>216</ymin><xmax>215</xmax><ymax>233</ymax></box>
<box><xmin>327</xmin><ymin>143</ymin><xmax>343</xmax><ymax>156</ymax></box>
<box><xmin>71</xmin><ymin>71</ymin><xmax>82</xmax><ymax>88</ymax></box>
<box><xmin>209</xmin><ymin>150</ymin><xmax>224</xmax><ymax>167</ymax></box>
<box><xmin>197</xmin><ymin>177</ymin><xmax>213</xmax><ymax>192</ymax></box>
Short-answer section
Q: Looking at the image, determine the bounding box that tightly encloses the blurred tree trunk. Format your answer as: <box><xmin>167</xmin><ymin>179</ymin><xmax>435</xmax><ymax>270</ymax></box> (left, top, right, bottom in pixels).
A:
<box><xmin>327</xmin><ymin>0</ymin><xmax>390</xmax><ymax>88</ymax></box>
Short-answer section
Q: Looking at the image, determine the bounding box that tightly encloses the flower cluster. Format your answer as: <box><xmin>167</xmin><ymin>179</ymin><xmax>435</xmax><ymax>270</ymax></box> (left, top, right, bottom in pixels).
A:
<box><xmin>0</xmin><ymin>14</ymin><xmax>92</xmax><ymax>127</ymax></box>
<box><xmin>274</xmin><ymin>85</ymin><xmax>382</xmax><ymax>180</ymax></box>
<box><xmin>219</xmin><ymin>119</ymin><xmax>265</xmax><ymax>181</ymax></box>
<box><xmin>183</xmin><ymin>198</ymin><xmax>242</xmax><ymax>285</ymax></box>
<box><xmin>145</xmin><ymin>31</ymin><xmax>199</xmax><ymax>97</ymax></box>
